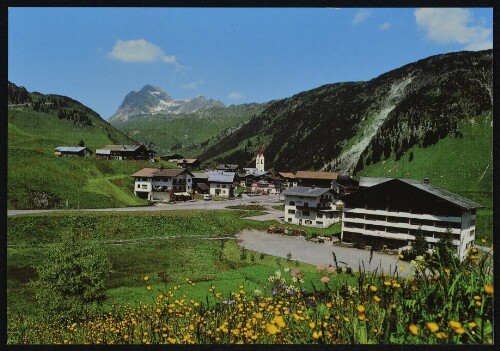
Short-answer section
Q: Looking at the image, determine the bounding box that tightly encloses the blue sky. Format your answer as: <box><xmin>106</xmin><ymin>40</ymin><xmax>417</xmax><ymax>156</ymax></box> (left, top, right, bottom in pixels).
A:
<box><xmin>8</xmin><ymin>7</ymin><xmax>493</xmax><ymax>119</ymax></box>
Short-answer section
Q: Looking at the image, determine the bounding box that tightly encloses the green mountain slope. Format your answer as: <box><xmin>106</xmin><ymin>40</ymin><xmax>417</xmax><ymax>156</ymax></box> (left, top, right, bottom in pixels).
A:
<box><xmin>198</xmin><ymin>50</ymin><xmax>492</xmax><ymax>176</ymax></box>
<box><xmin>7</xmin><ymin>83</ymin><xmax>166</xmax><ymax>210</ymax></box>
<box><xmin>110</xmin><ymin>103</ymin><xmax>270</xmax><ymax>157</ymax></box>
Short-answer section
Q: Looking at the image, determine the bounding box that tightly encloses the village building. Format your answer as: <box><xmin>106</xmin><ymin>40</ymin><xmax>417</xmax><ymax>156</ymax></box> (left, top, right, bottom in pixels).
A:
<box><xmin>250</xmin><ymin>179</ymin><xmax>276</xmax><ymax>195</ymax></box>
<box><xmin>96</xmin><ymin>144</ymin><xmax>155</xmax><ymax>162</ymax></box>
<box><xmin>283</xmin><ymin>186</ymin><xmax>341</xmax><ymax>228</ymax></box>
<box><xmin>207</xmin><ymin>171</ymin><xmax>235</xmax><ymax>198</ymax></box>
<box><xmin>277</xmin><ymin>172</ymin><xmax>297</xmax><ymax>188</ymax></box>
<box><xmin>160</xmin><ymin>153</ymin><xmax>184</xmax><ymax>162</ymax></box>
<box><xmin>341</xmin><ymin>177</ymin><xmax>483</xmax><ymax>260</ymax></box>
<box><xmin>332</xmin><ymin>175</ymin><xmax>360</xmax><ymax>196</ymax></box>
<box><xmin>176</xmin><ymin>158</ymin><xmax>200</xmax><ymax>170</ymax></box>
<box><xmin>216</xmin><ymin>164</ymin><xmax>240</xmax><ymax>173</ymax></box>
<box><xmin>239</xmin><ymin>168</ymin><xmax>267</xmax><ymax>187</ymax></box>
<box><xmin>54</xmin><ymin>146</ymin><xmax>92</xmax><ymax>157</ymax></box>
<box><xmin>294</xmin><ymin>171</ymin><xmax>338</xmax><ymax>188</ymax></box>
<box><xmin>256</xmin><ymin>144</ymin><xmax>265</xmax><ymax>172</ymax></box>
<box><xmin>191</xmin><ymin>172</ymin><xmax>210</xmax><ymax>194</ymax></box>
<box><xmin>131</xmin><ymin>167</ymin><xmax>194</xmax><ymax>202</ymax></box>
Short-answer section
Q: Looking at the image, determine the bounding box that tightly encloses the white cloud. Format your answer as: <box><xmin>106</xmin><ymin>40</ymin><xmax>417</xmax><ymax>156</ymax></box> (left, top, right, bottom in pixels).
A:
<box><xmin>228</xmin><ymin>92</ymin><xmax>243</xmax><ymax>100</ymax></box>
<box><xmin>108</xmin><ymin>39</ymin><xmax>177</xmax><ymax>64</ymax></box>
<box><xmin>182</xmin><ymin>79</ymin><xmax>204</xmax><ymax>90</ymax></box>
<box><xmin>379</xmin><ymin>22</ymin><xmax>391</xmax><ymax>31</ymax></box>
<box><xmin>352</xmin><ymin>9</ymin><xmax>372</xmax><ymax>26</ymax></box>
<box><xmin>415</xmin><ymin>8</ymin><xmax>492</xmax><ymax>50</ymax></box>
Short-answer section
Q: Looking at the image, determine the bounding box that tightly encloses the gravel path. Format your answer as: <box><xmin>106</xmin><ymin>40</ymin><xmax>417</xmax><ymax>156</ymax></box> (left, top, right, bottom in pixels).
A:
<box><xmin>236</xmin><ymin>230</ymin><xmax>410</xmax><ymax>277</ymax></box>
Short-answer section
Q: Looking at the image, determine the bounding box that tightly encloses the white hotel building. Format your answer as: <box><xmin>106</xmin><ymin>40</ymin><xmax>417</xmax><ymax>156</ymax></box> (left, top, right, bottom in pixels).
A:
<box><xmin>341</xmin><ymin>177</ymin><xmax>483</xmax><ymax>260</ymax></box>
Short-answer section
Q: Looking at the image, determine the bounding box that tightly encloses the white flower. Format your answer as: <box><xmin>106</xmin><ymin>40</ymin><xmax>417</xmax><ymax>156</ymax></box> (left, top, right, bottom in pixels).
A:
<box><xmin>284</xmin><ymin>267</ymin><xmax>290</xmax><ymax>272</ymax></box>
<box><xmin>275</xmin><ymin>270</ymin><xmax>281</xmax><ymax>278</ymax></box>
<box><xmin>291</xmin><ymin>277</ymin><xmax>298</xmax><ymax>283</ymax></box>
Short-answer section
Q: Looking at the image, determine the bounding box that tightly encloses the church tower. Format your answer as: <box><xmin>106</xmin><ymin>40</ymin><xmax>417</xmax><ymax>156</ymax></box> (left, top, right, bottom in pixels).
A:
<box><xmin>256</xmin><ymin>144</ymin><xmax>265</xmax><ymax>172</ymax></box>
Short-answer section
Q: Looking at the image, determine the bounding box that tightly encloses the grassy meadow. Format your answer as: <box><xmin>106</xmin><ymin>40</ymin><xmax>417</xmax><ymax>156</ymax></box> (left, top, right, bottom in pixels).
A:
<box><xmin>8</xmin><ymin>106</ymin><xmax>178</xmax><ymax>210</ymax></box>
<box><xmin>7</xmin><ymin>209</ymin><xmax>493</xmax><ymax>344</ymax></box>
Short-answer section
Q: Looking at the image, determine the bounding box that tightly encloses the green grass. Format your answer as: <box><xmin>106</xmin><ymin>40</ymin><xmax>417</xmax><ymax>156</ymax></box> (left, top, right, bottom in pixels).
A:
<box><xmin>8</xmin><ymin>106</ymin><xmax>178</xmax><ymax>210</ymax></box>
<box><xmin>8</xmin><ymin>209</ymin><xmax>351</xmax><ymax>323</ymax></box>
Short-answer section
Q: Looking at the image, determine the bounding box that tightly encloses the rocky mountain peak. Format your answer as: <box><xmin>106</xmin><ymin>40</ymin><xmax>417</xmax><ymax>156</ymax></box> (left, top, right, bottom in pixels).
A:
<box><xmin>108</xmin><ymin>85</ymin><xmax>225</xmax><ymax>122</ymax></box>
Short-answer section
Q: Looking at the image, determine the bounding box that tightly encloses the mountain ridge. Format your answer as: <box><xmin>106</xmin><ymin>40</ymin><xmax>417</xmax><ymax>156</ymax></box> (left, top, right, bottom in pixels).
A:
<box><xmin>108</xmin><ymin>85</ymin><xmax>225</xmax><ymax>122</ymax></box>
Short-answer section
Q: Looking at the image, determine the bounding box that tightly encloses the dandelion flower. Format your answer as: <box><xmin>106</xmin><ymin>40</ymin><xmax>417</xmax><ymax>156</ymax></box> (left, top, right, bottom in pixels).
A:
<box><xmin>409</xmin><ymin>323</ymin><xmax>419</xmax><ymax>336</ymax></box>
<box><xmin>274</xmin><ymin>315</ymin><xmax>286</xmax><ymax>328</ymax></box>
<box><xmin>484</xmin><ymin>284</ymin><xmax>494</xmax><ymax>295</ymax></box>
<box><xmin>143</xmin><ymin>276</ymin><xmax>149</xmax><ymax>281</ymax></box>
<box><xmin>373</xmin><ymin>295</ymin><xmax>381</xmax><ymax>303</ymax></box>
<box><xmin>448</xmin><ymin>320</ymin><xmax>462</xmax><ymax>330</ymax></box>
<box><xmin>369</xmin><ymin>285</ymin><xmax>377</xmax><ymax>293</ymax></box>
<box><xmin>309</xmin><ymin>322</ymin><xmax>316</xmax><ymax>329</ymax></box>
<box><xmin>312</xmin><ymin>331</ymin><xmax>320</xmax><ymax>339</ymax></box>
<box><xmin>356</xmin><ymin>305</ymin><xmax>365</xmax><ymax>313</ymax></box>
<box><xmin>436</xmin><ymin>331</ymin><xmax>448</xmax><ymax>339</ymax></box>
<box><xmin>468</xmin><ymin>321</ymin><xmax>477</xmax><ymax>328</ymax></box>
<box><xmin>427</xmin><ymin>322</ymin><xmax>439</xmax><ymax>333</ymax></box>
<box><xmin>266</xmin><ymin>323</ymin><xmax>279</xmax><ymax>335</ymax></box>
<box><xmin>358</xmin><ymin>313</ymin><xmax>366</xmax><ymax>321</ymax></box>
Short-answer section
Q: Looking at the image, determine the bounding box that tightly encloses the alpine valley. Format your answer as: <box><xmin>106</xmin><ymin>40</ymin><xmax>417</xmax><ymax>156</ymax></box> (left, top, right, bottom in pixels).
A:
<box><xmin>8</xmin><ymin>49</ymin><xmax>493</xmax><ymax>211</ymax></box>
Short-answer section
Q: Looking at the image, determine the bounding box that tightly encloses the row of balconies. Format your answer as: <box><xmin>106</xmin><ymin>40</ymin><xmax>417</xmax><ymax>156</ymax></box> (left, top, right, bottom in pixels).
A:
<box><xmin>341</xmin><ymin>226</ymin><xmax>462</xmax><ymax>245</ymax></box>
<box><xmin>344</xmin><ymin>207</ymin><xmax>462</xmax><ymax>224</ymax></box>
<box><xmin>342</xmin><ymin>216</ymin><xmax>462</xmax><ymax>234</ymax></box>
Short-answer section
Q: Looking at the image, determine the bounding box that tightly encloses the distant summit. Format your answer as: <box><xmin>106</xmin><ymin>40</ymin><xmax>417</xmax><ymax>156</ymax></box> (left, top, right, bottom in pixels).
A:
<box><xmin>108</xmin><ymin>85</ymin><xmax>225</xmax><ymax>122</ymax></box>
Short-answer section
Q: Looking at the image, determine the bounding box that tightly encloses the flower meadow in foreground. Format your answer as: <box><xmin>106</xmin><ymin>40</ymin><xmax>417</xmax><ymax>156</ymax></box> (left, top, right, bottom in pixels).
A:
<box><xmin>9</xmin><ymin>247</ymin><xmax>493</xmax><ymax>344</ymax></box>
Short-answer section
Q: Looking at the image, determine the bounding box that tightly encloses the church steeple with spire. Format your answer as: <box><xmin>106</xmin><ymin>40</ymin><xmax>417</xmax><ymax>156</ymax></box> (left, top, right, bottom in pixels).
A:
<box><xmin>256</xmin><ymin>144</ymin><xmax>265</xmax><ymax>172</ymax></box>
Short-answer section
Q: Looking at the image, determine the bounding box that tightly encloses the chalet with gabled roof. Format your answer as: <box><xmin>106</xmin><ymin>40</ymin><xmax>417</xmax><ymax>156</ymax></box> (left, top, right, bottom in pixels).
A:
<box><xmin>341</xmin><ymin>177</ymin><xmax>483</xmax><ymax>260</ymax></box>
<box><xmin>54</xmin><ymin>146</ymin><xmax>92</xmax><ymax>157</ymax></box>
<box><xmin>131</xmin><ymin>167</ymin><xmax>193</xmax><ymax>202</ymax></box>
<box><xmin>283</xmin><ymin>186</ymin><xmax>340</xmax><ymax>228</ymax></box>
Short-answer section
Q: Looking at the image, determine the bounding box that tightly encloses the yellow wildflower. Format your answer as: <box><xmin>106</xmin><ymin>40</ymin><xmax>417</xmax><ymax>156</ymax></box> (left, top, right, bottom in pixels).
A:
<box><xmin>356</xmin><ymin>305</ymin><xmax>365</xmax><ymax>313</ymax></box>
<box><xmin>484</xmin><ymin>284</ymin><xmax>494</xmax><ymax>295</ymax></box>
<box><xmin>409</xmin><ymin>323</ymin><xmax>419</xmax><ymax>336</ymax></box>
<box><xmin>274</xmin><ymin>315</ymin><xmax>286</xmax><ymax>328</ymax></box>
<box><xmin>426</xmin><ymin>322</ymin><xmax>439</xmax><ymax>333</ymax></box>
<box><xmin>449</xmin><ymin>320</ymin><xmax>462</xmax><ymax>330</ymax></box>
<box><xmin>369</xmin><ymin>285</ymin><xmax>377</xmax><ymax>292</ymax></box>
<box><xmin>309</xmin><ymin>322</ymin><xmax>316</xmax><ymax>329</ymax></box>
<box><xmin>266</xmin><ymin>323</ymin><xmax>279</xmax><ymax>335</ymax></box>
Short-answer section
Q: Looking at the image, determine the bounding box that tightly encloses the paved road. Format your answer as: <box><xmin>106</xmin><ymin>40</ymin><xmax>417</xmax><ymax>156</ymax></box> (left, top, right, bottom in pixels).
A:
<box><xmin>7</xmin><ymin>194</ymin><xmax>284</xmax><ymax>216</ymax></box>
<box><xmin>236</xmin><ymin>230</ymin><xmax>410</xmax><ymax>277</ymax></box>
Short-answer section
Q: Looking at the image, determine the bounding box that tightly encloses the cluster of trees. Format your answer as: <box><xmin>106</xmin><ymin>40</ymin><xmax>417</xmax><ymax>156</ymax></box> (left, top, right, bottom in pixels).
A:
<box><xmin>8</xmin><ymin>82</ymin><xmax>31</xmax><ymax>105</ymax></box>
<box><xmin>32</xmin><ymin>97</ymin><xmax>94</xmax><ymax>127</ymax></box>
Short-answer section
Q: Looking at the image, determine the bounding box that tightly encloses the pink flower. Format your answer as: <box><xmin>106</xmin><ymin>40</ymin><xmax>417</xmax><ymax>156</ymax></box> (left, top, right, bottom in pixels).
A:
<box><xmin>316</xmin><ymin>264</ymin><xmax>326</xmax><ymax>272</ymax></box>
<box><xmin>327</xmin><ymin>266</ymin><xmax>336</xmax><ymax>274</ymax></box>
<box><xmin>320</xmin><ymin>276</ymin><xmax>330</xmax><ymax>284</ymax></box>
<box><xmin>290</xmin><ymin>268</ymin><xmax>301</xmax><ymax>278</ymax></box>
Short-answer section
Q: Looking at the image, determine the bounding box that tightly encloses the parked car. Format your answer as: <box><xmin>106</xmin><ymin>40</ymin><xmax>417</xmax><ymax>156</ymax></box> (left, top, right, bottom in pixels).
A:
<box><xmin>203</xmin><ymin>194</ymin><xmax>213</xmax><ymax>201</ymax></box>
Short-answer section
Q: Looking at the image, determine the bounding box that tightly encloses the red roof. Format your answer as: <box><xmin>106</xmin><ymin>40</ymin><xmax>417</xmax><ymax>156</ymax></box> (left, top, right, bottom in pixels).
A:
<box><xmin>257</xmin><ymin>144</ymin><xmax>264</xmax><ymax>155</ymax></box>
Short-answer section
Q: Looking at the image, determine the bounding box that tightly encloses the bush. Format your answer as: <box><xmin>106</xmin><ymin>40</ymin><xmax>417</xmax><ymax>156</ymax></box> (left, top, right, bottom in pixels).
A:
<box><xmin>32</xmin><ymin>233</ymin><xmax>111</xmax><ymax>323</ymax></box>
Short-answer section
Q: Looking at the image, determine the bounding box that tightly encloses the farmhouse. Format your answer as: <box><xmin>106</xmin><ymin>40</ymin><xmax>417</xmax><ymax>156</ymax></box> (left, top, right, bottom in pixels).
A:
<box><xmin>294</xmin><ymin>171</ymin><xmax>338</xmax><ymax>188</ymax></box>
<box><xmin>54</xmin><ymin>146</ymin><xmax>92</xmax><ymax>157</ymax></box>
<box><xmin>277</xmin><ymin>172</ymin><xmax>297</xmax><ymax>188</ymax></box>
<box><xmin>207</xmin><ymin>171</ymin><xmax>235</xmax><ymax>198</ymax></box>
<box><xmin>216</xmin><ymin>164</ymin><xmax>240</xmax><ymax>173</ymax></box>
<box><xmin>96</xmin><ymin>144</ymin><xmax>155</xmax><ymax>161</ymax></box>
<box><xmin>177</xmin><ymin>158</ymin><xmax>200</xmax><ymax>170</ymax></box>
<box><xmin>131</xmin><ymin>167</ymin><xmax>194</xmax><ymax>202</ymax></box>
<box><xmin>283</xmin><ymin>186</ymin><xmax>341</xmax><ymax>228</ymax></box>
<box><xmin>160</xmin><ymin>153</ymin><xmax>184</xmax><ymax>162</ymax></box>
<box><xmin>341</xmin><ymin>177</ymin><xmax>483</xmax><ymax>260</ymax></box>
<box><xmin>191</xmin><ymin>172</ymin><xmax>210</xmax><ymax>194</ymax></box>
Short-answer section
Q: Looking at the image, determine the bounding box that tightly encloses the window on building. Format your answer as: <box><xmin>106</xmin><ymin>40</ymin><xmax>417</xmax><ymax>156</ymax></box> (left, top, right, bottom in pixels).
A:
<box><xmin>317</xmin><ymin>213</ymin><xmax>323</xmax><ymax>218</ymax></box>
<box><xmin>288</xmin><ymin>209</ymin><xmax>296</xmax><ymax>214</ymax></box>
<box><xmin>188</xmin><ymin>179</ymin><xmax>191</xmax><ymax>183</ymax></box>
<box><xmin>303</xmin><ymin>211</ymin><xmax>310</xmax><ymax>216</ymax></box>
<box><xmin>288</xmin><ymin>218</ymin><xmax>292</xmax><ymax>222</ymax></box>
<box><xmin>305</xmin><ymin>220</ymin><xmax>312</xmax><ymax>224</ymax></box>
<box><xmin>137</xmin><ymin>184</ymin><xmax>140</xmax><ymax>189</ymax></box>
<box><xmin>289</xmin><ymin>201</ymin><xmax>295</xmax><ymax>206</ymax></box>
<box><xmin>304</xmin><ymin>202</ymin><xmax>309</xmax><ymax>207</ymax></box>
<box><xmin>217</xmin><ymin>184</ymin><xmax>220</xmax><ymax>188</ymax></box>
<box><xmin>317</xmin><ymin>221</ymin><xmax>323</xmax><ymax>225</ymax></box>
<box><xmin>142</xmin><ymin>185</ymin><xmax>147</xmax><ymax>189</ymax></box>
<box><xmin>222</xmin><ymin>184</ymin><xmax>227</xmax><ymax>188</ymax></box>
